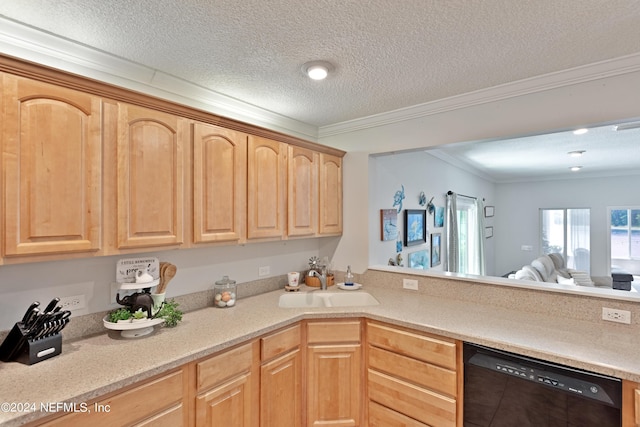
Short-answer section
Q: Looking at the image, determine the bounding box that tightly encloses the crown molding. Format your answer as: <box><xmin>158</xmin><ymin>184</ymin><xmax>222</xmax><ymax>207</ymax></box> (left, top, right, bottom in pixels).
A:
<box><xmin>319</xmin><ymin>53</ymin><xmax>640</xmax><ymax>138</ymax></box>
<box><xmin>0</xmin><ymin>17</ymin><xmax>318</xmax><ymax>141</ymax></box>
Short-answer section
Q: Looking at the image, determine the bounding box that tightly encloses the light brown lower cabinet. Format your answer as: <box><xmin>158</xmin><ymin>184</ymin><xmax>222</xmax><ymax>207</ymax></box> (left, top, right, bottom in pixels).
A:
<box><xmin>29</xmin><ymin>319</ymin><xmax>640</xmax><ymax>427</ymax></box>
<box><xmin>194</xmin><ymin>341</ymin><xmax>259</xmax><ymax>427</ymax></box>
<box><xmin>366</xmin><ymin>320</ymin><xmax>461</xmax><ymax>427</ymax></box>
<box><xmin>35</xmin><ymin>368</ymin><xmax>188</xmax><ymax>427</ymax></box>
<box><xmin>260</xmin><ymin>324</ymin><xmax>303</xmax><ymax>427</ymax></box>
<box><xmin>623</xmin><ymin>380</ymin><xmax>640</xmax><ymax>427</ymax></box>
<box><xmin>306</xmin><ymin>320</ymin><xmax>362</xmax><ymax>427</ymax></box>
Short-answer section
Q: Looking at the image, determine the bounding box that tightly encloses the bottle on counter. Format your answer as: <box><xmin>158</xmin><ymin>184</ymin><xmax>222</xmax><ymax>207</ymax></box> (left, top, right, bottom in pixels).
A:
<box><xmin>214</xmin><ymin>276</ymin><xmax>237</xmax><ymax>308</ymax></box>
<box><xmin>345</xmin><ymin>265</ymin><xmax>354</xmax><ymax>286</ymax></box>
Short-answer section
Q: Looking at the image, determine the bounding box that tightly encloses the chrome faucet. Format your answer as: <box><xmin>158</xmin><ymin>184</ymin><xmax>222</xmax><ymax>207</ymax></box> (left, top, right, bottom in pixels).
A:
<box><xmin>308</xmin><ymin>266</ymin><xmax>327</xmax><ymax>290</ymax></box>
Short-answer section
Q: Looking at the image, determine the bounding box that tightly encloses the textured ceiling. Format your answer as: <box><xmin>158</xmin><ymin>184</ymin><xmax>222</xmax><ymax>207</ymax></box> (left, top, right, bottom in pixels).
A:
<box><xmin>1</xmin><ymin>0</ymin><xmax>640</xmax><ymax>127</ymax></box>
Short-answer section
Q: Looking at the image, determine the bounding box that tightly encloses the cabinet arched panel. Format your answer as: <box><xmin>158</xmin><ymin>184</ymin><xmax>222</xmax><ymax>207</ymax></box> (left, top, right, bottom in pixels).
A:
<box><xmin>2</xmin><ymin>74</ymin><xmax>101</xmax><ymax>256</ymax></box>
<box><xmin>247</xmin><ymin>136</ymin><xmax>286</xmax><ymax>240</ymax></box>
<box><xmin>319</xmin><ymin>154</ymin><xmax>343</xmax><ymax>235</ymax></box>
<box><xmin>288</xmin><ymin>146</ymin><xmax>318</xmax><ymax>237</ymax></box>
<box><xmin>116</xmin><ymin>104</ymin><xmax>185</xmax><ymax>249</ymax></box>
<box><xmin>193</xmin><ymin>123</ymin><xmax>247</xmax><ymax>244</ymax></box>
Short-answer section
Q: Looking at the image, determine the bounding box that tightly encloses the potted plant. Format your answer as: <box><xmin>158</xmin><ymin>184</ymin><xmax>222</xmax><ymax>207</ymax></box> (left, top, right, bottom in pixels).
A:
<box><xmin>108</xmin><ymin>307</ymin><xmax>132</xmax><ymax>323</ymax></box>
<box><xmin>154</xmin><ymin>299</ymin><xmax>183</xmax><ymax>327</ymax></box>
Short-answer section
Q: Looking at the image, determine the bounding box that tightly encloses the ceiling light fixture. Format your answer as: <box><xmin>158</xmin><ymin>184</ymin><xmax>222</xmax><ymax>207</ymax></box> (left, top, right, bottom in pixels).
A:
<box><xmin>568</xmin><ymin>150</ymin><xmax>585</xmax><ymax>157</ymax></box>
<box><xmin>302</xmin><ymin>61</ymin><xmax>333</xmax><ymax>80</ymax></box>
<box><xmin>570</xmin><ymin>166</ymin><xmax>582</xmax><ymax>172</ymax></box>
<box><xmin>573</xmin><ymin>128</ymin><xmax>588</xmax><ymax>135</ymax></box>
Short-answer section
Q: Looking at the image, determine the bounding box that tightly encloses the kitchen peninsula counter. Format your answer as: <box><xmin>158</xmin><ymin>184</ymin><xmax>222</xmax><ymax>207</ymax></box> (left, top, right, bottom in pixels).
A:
<box><xmin>1</xmin><ymin>281</ymin><xmax>639</xmax><ymax>426</ymax></box>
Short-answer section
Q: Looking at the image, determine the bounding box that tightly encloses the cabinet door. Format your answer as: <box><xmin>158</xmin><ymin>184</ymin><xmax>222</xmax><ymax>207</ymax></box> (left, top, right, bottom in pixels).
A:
<box><xmin>318</xmin><ymin>153</ymin><xmax>342</xmax><ymax>235</ymax></box>
<box><xmin>1</xmin><ymin>73</ymin><xmax>102</xmax><ymax>257</ymax></box>
<box><xmin>307</xmin><ymin>344</ymin><xmax>361</xmax><ymax>427</ymax></box>
<box><xmin>116</xmin><ymin>103</ymin><xmax>186</xmax><ymax>249</ymax></box>
<box><xmin>288</xmin><ymin>146</ymin><xmax>318</xmax><ymax>237</ymax></box>
<box><xmin>247</xmin><ymin>136</ymin><xmax>286</xmax><ymax>239</ymax></box>
<box><xmin>196</xmin><ymin>373</ymin><xmax>254</xmax><ymax>427</ymax></box>
<box><xmin>193</xmin><ymin>122</ymin><xmax>247</xmax><ymax>244</ymax></box>
<box><xmin>261</xmin><ymin>349</ymin><xmax>302</xmax><ymax>427</ymax></box>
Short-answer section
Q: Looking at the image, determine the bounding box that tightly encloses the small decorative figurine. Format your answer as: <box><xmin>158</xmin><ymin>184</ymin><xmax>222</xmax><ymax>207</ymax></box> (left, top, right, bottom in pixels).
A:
<box><xmin>393</xmin><ymin>185</ymin><xmax>405</xmax><ymax>213</ymax></box>
<box><xmin>419</xmin><ymin>191</ymin><xmax>426</xmax><ymax>206</ymax></box>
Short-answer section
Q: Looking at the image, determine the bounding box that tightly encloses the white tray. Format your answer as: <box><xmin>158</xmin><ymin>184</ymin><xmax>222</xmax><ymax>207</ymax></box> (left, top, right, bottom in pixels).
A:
<box><xmin>103</xmin><ymin>315</ymin><xmax>164</xmax><ymax>338</ymax></box>
<box><xmin>337</xmin><ymin>283</ymin><xmax>362</xmax><ymax>290</ymax></box>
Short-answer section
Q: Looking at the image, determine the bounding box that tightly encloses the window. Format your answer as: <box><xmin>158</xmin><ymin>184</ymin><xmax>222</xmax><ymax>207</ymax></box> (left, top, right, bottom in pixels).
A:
<box><xmin>540</xmin><ymin>208</ymin><xmax>590</xmax><ymax>272</ymax></box>
<box><xmin>609</xmin><ymin>207</ymin><xmax>640</xmax><ymax>275</ymax></box>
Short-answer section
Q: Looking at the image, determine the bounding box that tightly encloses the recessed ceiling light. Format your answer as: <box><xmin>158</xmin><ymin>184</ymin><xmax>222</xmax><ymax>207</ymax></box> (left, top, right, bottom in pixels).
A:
<box><xmin>568</xmin><ymin>150</ymin><xmax>585</xmax><ymax>157</ymax></box>
<box><xmin>302</xmin><ymin>61</ymin><xmax>333</xmax><ymax>80</ymax></box>
<box><xmin>570</xmin><ymin>166</ymin><xmax>582</xmax><ymax>172</ymax></box>
<box><xmin>573</xmin><ymin>128</ymin><xmax>588</xmax><ymax>135</ymax></box>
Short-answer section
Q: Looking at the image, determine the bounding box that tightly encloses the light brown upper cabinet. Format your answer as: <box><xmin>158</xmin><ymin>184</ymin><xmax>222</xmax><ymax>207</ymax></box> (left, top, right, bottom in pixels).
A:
<box><xmin>247</xmin><ymin>135</ymin><xmax>287</xmax><ymax>240</ymax></box>
<box><xmin>113</xmin><ymin>103</ymin><xmax>188</xmax><ymax>250</ymax></box>
<box><xmin>1</xmin><ymin>73</ymin><xmax>102</xmax><ymax>257</ymax></box>
<box><xmin>287</xmin><ymin>145</ymin><xmax>319</xmax><ymax>238</ymax></box>
<box><xmin>318</xmin><ymin>153</ymin><xmax>343</xmax><ymax>235</ymax></box>
<box><xmin>192</xmin><ymin>122</ymin><xmax>247</xmax><ymax>244</ymax></box>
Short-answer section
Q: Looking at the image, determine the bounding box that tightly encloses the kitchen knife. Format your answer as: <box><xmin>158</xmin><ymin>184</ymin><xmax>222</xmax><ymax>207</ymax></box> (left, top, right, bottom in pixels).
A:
<box><xmin>21</xmin><ymin>301</ymin><xmax>40</xmax><ymax>323</ymax></box>
<box><xmin>23</xmin><ymin>307</ymin><xmax>40</xmax><ymax>330</ymax></box>
<box><xmin>43</xmin><ymin>297</ymin><xmax>60</xmax><ymax>314</ymax></box>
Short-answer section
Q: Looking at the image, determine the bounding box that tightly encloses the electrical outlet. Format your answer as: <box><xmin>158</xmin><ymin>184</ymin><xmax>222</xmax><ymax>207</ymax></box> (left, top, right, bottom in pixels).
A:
<box><xmin>403</xmin><ymin>278</ymin><xmax>419</xmax><ymax>290</ymax></box>
<box><xmin>602</xmin><ymin>307</ymin><xmax>631</xmax><ymax>324</ymax></box>
<box><xmin>259</xmin><ymin>266</ymin><xmax>270</xmax><ymax>277</ymax></box>
<box><xmin>59</xmin><ymin>294</ymin><xmax>87</xmax><ymax>312</ymax></box>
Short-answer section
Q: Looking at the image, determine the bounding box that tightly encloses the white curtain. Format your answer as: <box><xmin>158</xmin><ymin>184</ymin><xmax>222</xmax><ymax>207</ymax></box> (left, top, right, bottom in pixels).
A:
<box><xmin>445</xmin><ymin>192</ymin><xmax>459</xmax><ymax>273</ymax></box>
<box><xmin>445</xmin><ymin>192</ymin><xmax>486</xmax><ymax>275</ymax></box>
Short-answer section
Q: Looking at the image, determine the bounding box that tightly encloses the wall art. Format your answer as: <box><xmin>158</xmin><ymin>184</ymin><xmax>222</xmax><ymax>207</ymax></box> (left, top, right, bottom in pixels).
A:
<box><xmin>380</xmin><ymin>209</ymin><xmax>398</xmax><ymax>241</ymax></box>
<box><xmin>434</xmin><ymin>206</ymin><xmax>444</xmax><ymax>228</ymax></box>
<box><xmin>404</xmin><ymin>209</ymin><xmax>426</xmax><ymax>246</ymax></box>
<box><xmin>409</xmin><ymin>250</ymin><xmax>429</xmax><ymax>270</ymax></box>
<box><xmin>431</xmin><ymin>233</ymin><xmax>441</xmax><ymax>267</ymax></box>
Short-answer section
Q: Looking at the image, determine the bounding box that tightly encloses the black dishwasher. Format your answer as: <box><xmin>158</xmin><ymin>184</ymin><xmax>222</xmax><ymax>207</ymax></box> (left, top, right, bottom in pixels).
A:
<box><xmin>463</xmin><ymin>342</ymin><xmax>622</xmax><ymax>427</ymax></box>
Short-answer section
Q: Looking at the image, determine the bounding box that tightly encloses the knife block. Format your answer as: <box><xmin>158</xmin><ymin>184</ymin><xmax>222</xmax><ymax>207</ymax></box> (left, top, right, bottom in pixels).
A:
<box><xmin>16</xmin><ymin>334</ymin><xmax>62</xmax><ymax>365</ymax></box>
<box><xmin>0</xmin><ymin>322</ymin><xmax>62</xmax><ymax>365</ymax></box>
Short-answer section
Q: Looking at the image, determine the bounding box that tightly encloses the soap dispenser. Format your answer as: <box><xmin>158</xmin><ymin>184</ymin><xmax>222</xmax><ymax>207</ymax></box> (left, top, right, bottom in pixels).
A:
<box><xmin>344</xmin><ymin>265</ymin><xmax>354</xmax><ymax>286</ymax></box>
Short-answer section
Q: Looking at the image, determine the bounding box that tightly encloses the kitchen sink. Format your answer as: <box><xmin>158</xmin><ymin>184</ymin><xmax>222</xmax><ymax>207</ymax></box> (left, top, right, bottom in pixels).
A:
<box><xmin>278</xmin><ymin>291</ymin><xmax>380</xmax><ymax>308</ymax></box>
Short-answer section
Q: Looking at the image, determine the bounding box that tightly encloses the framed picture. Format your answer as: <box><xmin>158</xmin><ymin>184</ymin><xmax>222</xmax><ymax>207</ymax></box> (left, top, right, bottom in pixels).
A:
<box><xmin>485</xmin><ymin>226</ymin><xmax>494</xmax><ymax>238</ymax></box>
<box><xmin>380</xmin><ymin>209</ymin><xmax>398</xmax><ymax>241</ymax></box>
<box><xmin>484</xmin><ymin>206</ymin><xmax>495</xmax><ymax>217</ymax></box>
<box><xmin>431</xmin><ymin>233</ymin><xmax>441</xmax><ymax>267</ymax></box>
<box><xmin>404</xmin><ymin>209</ymin><xmax>426</xmax><ymax>246</ymax></box>
<box><xmin>434</xmin><ymin>206</ymin><xmax>444</xmax><ymax>228</ymax></box>
<box><xmin>408</xmin><ymin>250</ymin><xmax>429</xmax><ymax>270</ymax></box>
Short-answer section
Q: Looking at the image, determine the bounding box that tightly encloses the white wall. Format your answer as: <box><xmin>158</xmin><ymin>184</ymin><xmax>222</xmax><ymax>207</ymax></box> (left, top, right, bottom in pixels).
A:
<box><xmin>0</xmin><ymin>238</ymin><xmax>336</xmax><ymax>330</ymax></box>
<box><xmin>494</xmin><ymin>174</ymin><xmax>640</xmax><ymax>278</ymax></box>
<box><xmin>369</xmin><ymin>151</ymin><xmax>496</xmax><ymax>274</ymax></box>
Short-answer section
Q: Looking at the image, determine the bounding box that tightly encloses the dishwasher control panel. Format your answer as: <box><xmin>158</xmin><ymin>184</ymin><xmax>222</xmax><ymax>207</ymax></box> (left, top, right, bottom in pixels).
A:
<box><xmin>466</xmin><ymin>345</ymin><xmax>619</xmax><ymax>407</ymax></box>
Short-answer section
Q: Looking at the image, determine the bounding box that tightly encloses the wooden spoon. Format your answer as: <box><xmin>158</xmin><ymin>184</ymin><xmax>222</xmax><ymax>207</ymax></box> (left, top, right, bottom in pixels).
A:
<box><xmin>157</xmin><ymin>263</ymin><xmax>176</xmax><ymax>294</ymax></box>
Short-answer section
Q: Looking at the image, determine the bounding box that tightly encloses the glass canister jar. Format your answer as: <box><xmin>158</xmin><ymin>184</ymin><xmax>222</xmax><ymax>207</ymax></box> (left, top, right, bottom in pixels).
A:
<box><xmin>214</xmin><ymin>276</ymin><xmax>237</xmax><ymax>308</ymax></box>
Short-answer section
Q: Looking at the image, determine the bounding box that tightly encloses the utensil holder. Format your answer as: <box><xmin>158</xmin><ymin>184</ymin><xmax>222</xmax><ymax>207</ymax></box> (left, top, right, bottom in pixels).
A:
<box><xmin>0</xmin><ymin>322</ymin><xmax>62</xmax><ymax>365</ymax></box>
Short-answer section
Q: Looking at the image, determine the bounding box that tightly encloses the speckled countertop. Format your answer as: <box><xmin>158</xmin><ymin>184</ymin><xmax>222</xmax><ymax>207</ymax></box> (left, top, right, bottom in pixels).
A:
<box><xmin>1</xmin><ymin>280</ymin><xmax>640</xmax><ymax>426</ymax></box>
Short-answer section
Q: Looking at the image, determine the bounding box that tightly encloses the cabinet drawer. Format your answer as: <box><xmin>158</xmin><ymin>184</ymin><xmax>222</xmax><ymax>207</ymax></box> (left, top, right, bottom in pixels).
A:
<box><xmin>307</xmin><ymin>320</ymin><xmax>360</xmax><ymax>344</ymax></box>
<box><xmin>40</xmin><ymin>370</ymin><xmax>184</xmax><ymax>427</ymax></box>
<box><xmin>197</xmin><ymin>342</ymin><xmax>253</xmax><ymax>391</ymax></box>
<box><xmin>133</xmin><ymin>404</ymin><xmax>183</xmax><ymax>427</ymax></box>
<box><xmin>261</xmin><ymin>324</ymin><xmax>301</xmax><ymax>361</ymax></box>
<box><xmin>369</xmin><ymin>401</ymin><xmax>429</xmax><ymax>427</ymax></box>
<box><xmin>369</xmin><ymin>345</ymin><xmax>456</xmax><ymax>397</ymax></box>
<box><xmin>368</xmin><ymin>369</ymin><xmax>456</xmax><ymax>427</ymax></box>
<box><xmin>367</xmin><ymin>322</ymin><xmax>456</xmax><ymax>370</ymax></box>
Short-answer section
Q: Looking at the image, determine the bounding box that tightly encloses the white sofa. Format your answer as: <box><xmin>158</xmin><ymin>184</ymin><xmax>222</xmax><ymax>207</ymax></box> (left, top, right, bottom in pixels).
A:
<box><xmin>511</xmin><ymin>253</ymin><xmax>594</xmax><ymax>286</ymax></box>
